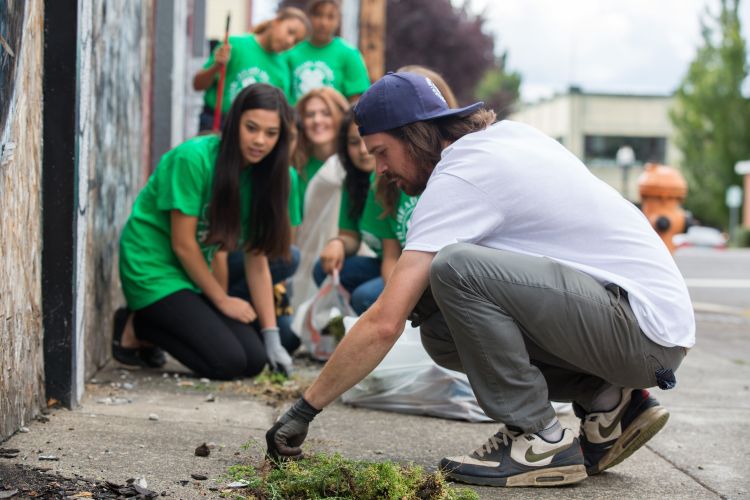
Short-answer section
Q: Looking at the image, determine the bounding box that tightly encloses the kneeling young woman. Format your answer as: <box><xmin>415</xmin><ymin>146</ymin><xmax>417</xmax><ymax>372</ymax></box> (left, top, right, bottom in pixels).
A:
<box><xmin>115</xmin><ymin>83</ymin><xmax>297</xmax><ymax>379</ymax></box>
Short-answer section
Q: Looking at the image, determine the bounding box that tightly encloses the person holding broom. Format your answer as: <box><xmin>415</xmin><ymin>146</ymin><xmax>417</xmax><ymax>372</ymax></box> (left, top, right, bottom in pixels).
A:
<box><xmin>193</xmin><ymin>7</ymin><xmax>309</xmax><ymax>132</ymax></box>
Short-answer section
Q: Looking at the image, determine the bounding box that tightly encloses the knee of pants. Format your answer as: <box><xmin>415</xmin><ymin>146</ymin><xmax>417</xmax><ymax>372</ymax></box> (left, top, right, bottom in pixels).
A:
<box><xmin>419</xmin><ymin>316</ymin><xmax>463</xmax><ymax>372</ymax></box>
<box><xmin>288</xmin><ymin>246</ymin><xmax>301</xmax><ymax>273</ymax></box>
<box><xmin>244</xmin><ymin>351</ymin><xmax>267</xmax><ymax>378</ymax></box>
<box><xmin>312</xmin><ymin>259</ymin><xmax>327</xmax><ymax>287</ymax></box>
<box><xmin>430</xmin><ymin>242</ymin><xmax>474</xmax><ymax>293</ymax></box>
<box><xmin>278</xmin><ymin>315</ymin><xmax>301</xmax><ymax>353</ymax></box>
<box><xmin>207</xmin><ymin>350</ymin><xmax>249</xmax><ymax>380</ymax></box>
<box><xmin>270</xmin><ymin>246</ymin><xmax>300</xmax><ymax>284</ymax></box>
<box><xmin>227</xmin><ymin>252</ymin><xmax>250</xmax><ymax>299</ymax></box>
<box><xmin>351</xmin><ymin>285</ymin><xmax>381</xmax><ymax>315</ymax></box>
<box><xmin>312</xmin><ymin>259</ymin><xmax>326</xmax><ymax>286</ymax></box>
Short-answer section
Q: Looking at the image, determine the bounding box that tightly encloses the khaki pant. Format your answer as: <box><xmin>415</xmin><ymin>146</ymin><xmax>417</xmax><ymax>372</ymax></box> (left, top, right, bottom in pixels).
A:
<box><xmin>412</xmin><ymin>243</ymin><xmax>687</xmax><ymax>433</ymax></box>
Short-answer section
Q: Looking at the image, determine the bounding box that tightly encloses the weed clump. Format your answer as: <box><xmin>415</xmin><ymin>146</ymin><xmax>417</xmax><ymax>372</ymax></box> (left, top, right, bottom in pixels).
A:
<box><xmin>225</xmin><ymin>453</ymin><xmax>478</xmax><ymax>499</ymax></box>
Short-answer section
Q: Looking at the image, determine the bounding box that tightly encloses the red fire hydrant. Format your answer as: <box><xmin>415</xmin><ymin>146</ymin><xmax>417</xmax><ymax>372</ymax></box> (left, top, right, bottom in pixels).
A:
<box><xmin>637</xmin><ymin>163</ymin><xmax>688</xmax><ymax>253</ymax></box>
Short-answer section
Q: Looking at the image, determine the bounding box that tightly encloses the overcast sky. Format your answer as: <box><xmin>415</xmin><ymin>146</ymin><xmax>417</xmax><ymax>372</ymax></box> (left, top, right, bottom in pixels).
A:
<box><xmin>460</xmin><ymin>0</ymin><xmax>750</xmax><ymax>102</ymax></box>
<box><xmin>255</xmin><ymin>0</ymin><xmax>750</xmax><ymax>102</ymax></box>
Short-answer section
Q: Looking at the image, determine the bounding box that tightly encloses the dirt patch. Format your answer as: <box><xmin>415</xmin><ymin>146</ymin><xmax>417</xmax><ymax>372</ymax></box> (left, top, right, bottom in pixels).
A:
<box><xmin>215</xmin><ymin>368</ymin><xmax>313</xmax><ymax>408</ymax></box>
<box><xmin>0</xmin><ymin>462</ymin><xmax>162</xmax><ymax>498</ymax></box>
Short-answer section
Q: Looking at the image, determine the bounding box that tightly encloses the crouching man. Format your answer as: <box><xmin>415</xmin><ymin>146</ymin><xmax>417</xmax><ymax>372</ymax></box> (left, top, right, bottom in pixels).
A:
<box><xmin>265</xmin><ymin>72</ymin><xmax>694</xmax><ymax>487</ymax></box>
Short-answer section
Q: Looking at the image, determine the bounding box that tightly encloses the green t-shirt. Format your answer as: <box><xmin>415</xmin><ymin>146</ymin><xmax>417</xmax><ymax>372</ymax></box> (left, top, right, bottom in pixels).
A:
<box><xmin>338</xmin><ymin>183</ymin><xmax>360</xmax><ymax>233</ymax></box>
<box><xmin>288</xmin><ymin>166</ymin><xmax>302</xmax><ymax>227</ymax></box>
<box><xmin>203</xmin><ymin>34</ymin><xmax>291</xmax><ymax>114</ymax></box>
<box><xmin>359</xmin><ymin>182</ymin><xmax>420</xmax><ymax>248</ymax></box>
<box><xmin>338</xmin><ymin>179</ymin><xmax>384</xmax><ymax>258</ymax></box>
<box><xmin>286</xmin><ymin>37</ymin><xmax>370</xmax><ymax>104</ymax></box>
<box><xmin>297</xmin><ymin>156</ymin><xmax>325</xmax><ymax>217</ymax></box>
<box><xmin>119</xmin><ymin>135</ymin><xmax>254</xmax><ymax>310</ymax></box>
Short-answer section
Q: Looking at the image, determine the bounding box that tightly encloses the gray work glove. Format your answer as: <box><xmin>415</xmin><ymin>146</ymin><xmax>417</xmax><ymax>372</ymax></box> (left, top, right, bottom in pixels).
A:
<box><xmin>261</xmin><ymin>327</ymin><xmax>293</xmax><ymax>376</ymax></box>
<box><xmin>266</xmin><ymin>397</ymin><xmax>321</xmax><ymax>461</ymax></box>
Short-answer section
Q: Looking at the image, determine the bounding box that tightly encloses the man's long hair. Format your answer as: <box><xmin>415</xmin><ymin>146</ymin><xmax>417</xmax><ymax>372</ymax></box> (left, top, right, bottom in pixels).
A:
<box><xmin>384</xmin><ymin>109</ymin><xmax>497</xmax><ymax>195</ymax></box>
<box><xmin>205</xmin><ymin>83</ymin><xmax>294</xmax><ymax>259</ymax></box>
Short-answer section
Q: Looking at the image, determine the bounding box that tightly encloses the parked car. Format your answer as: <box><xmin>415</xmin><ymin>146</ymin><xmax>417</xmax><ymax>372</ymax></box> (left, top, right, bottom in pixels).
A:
<box><xmin>672</xmin><ymin>226</ymin><xmax>728</xmax><ymax>249</ymax></box>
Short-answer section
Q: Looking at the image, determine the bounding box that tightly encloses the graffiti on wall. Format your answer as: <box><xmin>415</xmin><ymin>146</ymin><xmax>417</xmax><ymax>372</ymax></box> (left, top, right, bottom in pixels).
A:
<box><xmin>0</xmin><ymin>0</ymin><xmax>24</xmax><ymax>135</ymax></box>
<box><xmin>79</xmin><ymin>0</ymin><xmax>154</xmax><ymax>375</ymax></box>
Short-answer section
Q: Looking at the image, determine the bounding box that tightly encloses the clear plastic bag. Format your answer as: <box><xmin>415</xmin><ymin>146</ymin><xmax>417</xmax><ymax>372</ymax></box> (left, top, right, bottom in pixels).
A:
<box><xmin>341</xmin><ymin>317</ymin><xmax>492</xmax><ymax>422</ymax></box>
<box><xmin>298</xmin><ymin>270</ymin><xmax>356</xmax><ymax>361</ymax></box>
<box><xmin>341</xmin><ymin>317</ymin><xmax>574</xmax><ymax>422</ymax></box>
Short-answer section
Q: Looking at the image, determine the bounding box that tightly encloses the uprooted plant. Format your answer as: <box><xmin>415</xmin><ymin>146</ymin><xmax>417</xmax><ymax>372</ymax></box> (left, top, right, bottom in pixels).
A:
<box><xmin>224</xmin><ymin>452</ymin><xmax>478</xmax><ymax>500</ymax></box>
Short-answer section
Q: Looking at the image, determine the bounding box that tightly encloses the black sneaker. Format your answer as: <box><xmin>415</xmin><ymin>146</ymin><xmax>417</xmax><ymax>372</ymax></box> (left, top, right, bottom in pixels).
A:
<box><xmin>140</xmin><ymin>345</ymin><xmax>167</xmax><ymax>368</ymax></box>
<box><xmin>112</xmin><ymin>308</ymin><xmax>166</xmax><ymax>368</ymax></box>
<box><xmin>439</xmin><ymin>428</ymin><xmax>587</xmax><ymax>487</ymax></box>
<box><xmin>576</xmin><ymin>388</ymin><xmax>669</xmax><ymax>475</ymax></box>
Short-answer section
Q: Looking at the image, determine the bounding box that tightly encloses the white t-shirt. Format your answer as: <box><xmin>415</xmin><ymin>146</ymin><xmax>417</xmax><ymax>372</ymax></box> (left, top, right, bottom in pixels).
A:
<box><xmin>405</xmin><ymin>120</ymin><xmax>695</xmax><ymax>348</ymax></box>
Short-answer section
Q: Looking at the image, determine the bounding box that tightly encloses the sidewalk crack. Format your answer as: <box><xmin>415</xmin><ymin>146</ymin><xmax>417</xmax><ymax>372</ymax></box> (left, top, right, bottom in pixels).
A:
<box><xmin>647</xmin><ymin>444</ymin><xmax>726</xmax><ymax>499</ymax></box>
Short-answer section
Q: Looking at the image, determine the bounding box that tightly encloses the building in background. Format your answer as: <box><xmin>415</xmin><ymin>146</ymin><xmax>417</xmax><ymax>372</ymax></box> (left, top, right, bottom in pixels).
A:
<box><xmin>205</xmin><ymin>0</ymin><xmax>254</xmax><ymax>39</ymax></box>
<box><xmin>511</xmin><ymin>87</ymin><xmax>680</xmax><ymax>201</ymax></box>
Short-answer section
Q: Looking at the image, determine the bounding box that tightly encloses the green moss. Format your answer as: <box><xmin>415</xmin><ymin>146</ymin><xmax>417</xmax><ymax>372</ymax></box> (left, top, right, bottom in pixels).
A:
<box><xmin>254</xmin><ymin>368</ymin><xmax>289</xmax><ymax>385</ymax></box>
<box><xmin>321</xmin><ymin>315</ymin><xmax>346</xmax><ymax>343</ymax></box>
<box><xmin>224</xmin><ymin>453</ymin><xmax>478</xmax><ymax>500</ymax></box>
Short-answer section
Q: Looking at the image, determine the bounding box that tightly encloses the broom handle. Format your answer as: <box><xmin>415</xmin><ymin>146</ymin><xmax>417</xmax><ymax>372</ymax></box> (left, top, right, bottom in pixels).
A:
<box><xmin>212</xmin><ymin>13</ymin><xmax>231</xmax><ymax>132</ymax></box>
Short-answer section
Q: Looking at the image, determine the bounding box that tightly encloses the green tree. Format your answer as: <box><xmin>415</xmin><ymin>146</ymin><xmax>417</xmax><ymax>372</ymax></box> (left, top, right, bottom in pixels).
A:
<box><xmin>474</xmin><ymin>52</ymin><xmax>522</xmax><ymax>120</ymax></box>
<box><xmin>670</xmin><ymin>0</ymin><xmax>750</xmax><ymax>228</ymax></box>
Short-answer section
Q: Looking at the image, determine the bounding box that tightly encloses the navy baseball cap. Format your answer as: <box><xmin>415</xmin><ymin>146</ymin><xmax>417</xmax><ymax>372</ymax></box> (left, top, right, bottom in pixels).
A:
<box><xmin>354</xmin><ymin>72</ymin><xmax>484</xmax><ymax>136</ymax></box>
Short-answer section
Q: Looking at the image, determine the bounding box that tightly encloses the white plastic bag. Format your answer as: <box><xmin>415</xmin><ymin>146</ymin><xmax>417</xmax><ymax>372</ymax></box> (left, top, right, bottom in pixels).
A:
<box><xmin>341</xmin><ymin>317</ymin><xmax>574</xmax><ymax>422</ymax></box>
<box><xmin>296</xmin><ymin>270</ymin><xmax>356</xmax><ymax>361</ymax></box>
<box><xmin>341</xmin><ymin>317</ymin><xmax>492</xmax><ymax>422</ymax></box>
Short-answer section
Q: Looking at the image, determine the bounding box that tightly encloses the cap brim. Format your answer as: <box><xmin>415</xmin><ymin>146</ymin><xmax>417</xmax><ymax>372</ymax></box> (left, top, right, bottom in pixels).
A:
<box><xmin>358</xmin><ymin>101</ymin><xmax>485</xmax><ymax>136</ymax></box>
<box><xmin>426</xmin><ymin>101</ymin><xmax>485</xmax><ymax>121</ymax></box>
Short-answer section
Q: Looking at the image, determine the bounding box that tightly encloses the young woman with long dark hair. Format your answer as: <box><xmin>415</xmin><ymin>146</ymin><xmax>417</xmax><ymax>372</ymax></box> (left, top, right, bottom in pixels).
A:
<box><xmin>114</xmin><ymin>83</ymin><xmax>298</xmax><ymax>378</ymax></box>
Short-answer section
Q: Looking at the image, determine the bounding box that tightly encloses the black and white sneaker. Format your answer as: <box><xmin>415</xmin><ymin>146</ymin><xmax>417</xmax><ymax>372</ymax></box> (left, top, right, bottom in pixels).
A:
<box><xmin>439</xmin><ymin>427</ymin><xmax>587</xmax><ymax>487</ymax></box>
<box><xmin>577</xmin><ymin>388</ymin><xmax>669</xmax><ymax>475</ymax></box>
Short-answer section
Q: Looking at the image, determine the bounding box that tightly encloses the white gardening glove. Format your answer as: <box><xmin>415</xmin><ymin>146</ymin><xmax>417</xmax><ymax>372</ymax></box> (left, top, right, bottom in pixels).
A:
<box><xmin>261</xmin><ymin>327</ymin><xmax>293</xmax><ymax>376</ymax></box>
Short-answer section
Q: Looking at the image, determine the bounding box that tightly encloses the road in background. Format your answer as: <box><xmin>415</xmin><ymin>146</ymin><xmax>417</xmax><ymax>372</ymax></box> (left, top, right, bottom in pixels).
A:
<box><xmin>675</xmin><ymin>248</ymin><xmax>750</xmax><ymax>312</ymax></box>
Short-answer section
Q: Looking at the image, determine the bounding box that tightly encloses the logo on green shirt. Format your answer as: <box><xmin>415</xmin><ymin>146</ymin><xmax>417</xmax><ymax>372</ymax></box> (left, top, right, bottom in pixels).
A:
<box><xmin>395</xmin><ymin>197</ymin><xmax>419</xmax><ymax>244</ymax></box>
<box><xmin>196</xmin><ymin>203</ymin><xmax>220</xmax><ymax>263</ymax></box>
<box><xmin>228</xmin><ymin>68</ymin><xmax>272</xmax><ymax>104</ymax></box>
<box><xmin>294</xmin><ymin>61</ymin><xmax>335</xmax><ymax>98</ymax></box>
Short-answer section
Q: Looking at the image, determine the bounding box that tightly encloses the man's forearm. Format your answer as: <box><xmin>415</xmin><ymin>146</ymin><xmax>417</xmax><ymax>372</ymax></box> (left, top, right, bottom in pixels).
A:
<box><xmin>303</xmin><ymin>305</ymin><xmax>402</xmax><ymax>409</ymax></box>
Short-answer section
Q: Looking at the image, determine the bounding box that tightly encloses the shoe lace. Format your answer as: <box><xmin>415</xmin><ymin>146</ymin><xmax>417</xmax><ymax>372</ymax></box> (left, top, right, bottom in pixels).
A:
<box><xmin>473</xmin><ymin>430</ymin><xmax>512</xmax><ymax>457</ymax></box>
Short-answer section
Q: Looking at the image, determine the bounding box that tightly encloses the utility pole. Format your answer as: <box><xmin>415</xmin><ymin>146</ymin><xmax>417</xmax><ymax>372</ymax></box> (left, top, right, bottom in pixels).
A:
<box><xmin>359</xmin><ymin>0</ymin><xmax>386</xmax><ymax>82</ymax></box>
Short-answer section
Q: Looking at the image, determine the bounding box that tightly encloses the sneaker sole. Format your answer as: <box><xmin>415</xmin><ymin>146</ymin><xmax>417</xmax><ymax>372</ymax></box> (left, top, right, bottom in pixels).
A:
<box><xmin>446</xmin><ymin>464</ymin><xmax>587</xmax><ymax>487</ymax></box>
<box><xmin>590</xmin><ymin>406</ymin><xmax>669</xmax><ymax>475</ymax></box>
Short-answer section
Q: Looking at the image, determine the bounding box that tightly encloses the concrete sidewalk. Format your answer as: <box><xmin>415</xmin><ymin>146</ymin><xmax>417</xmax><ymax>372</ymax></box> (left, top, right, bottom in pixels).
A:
<box><xmin>1</xmin><ymin>313</ymin><xmax>748</xmax><ymax>499</ymax></box>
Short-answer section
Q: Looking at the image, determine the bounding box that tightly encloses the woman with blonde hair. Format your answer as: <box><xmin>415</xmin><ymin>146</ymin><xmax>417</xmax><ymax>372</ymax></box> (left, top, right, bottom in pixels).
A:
<box><xmin>288</xmin><ymin>86</ymin><xmax>350</xmax><ymax>309</ymax></box>
<box><xmin>292</xmin><ymin>86</ymin><xmax>350</xmax><ymax>206</ymax></box>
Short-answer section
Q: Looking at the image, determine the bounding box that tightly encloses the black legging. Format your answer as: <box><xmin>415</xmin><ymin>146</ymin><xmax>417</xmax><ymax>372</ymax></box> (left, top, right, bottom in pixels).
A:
<box><xmin>133</xmin><ymin>289</ymin><xmax>299</xmax><ymax>380</ymax></box>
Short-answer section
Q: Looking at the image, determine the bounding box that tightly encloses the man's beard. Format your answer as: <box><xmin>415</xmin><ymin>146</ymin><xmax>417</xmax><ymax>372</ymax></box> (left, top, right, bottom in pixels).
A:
<box><xmin>388</xmin><ymin>161</ymin><xmax>434</xmax><ymax>196</ymax></box>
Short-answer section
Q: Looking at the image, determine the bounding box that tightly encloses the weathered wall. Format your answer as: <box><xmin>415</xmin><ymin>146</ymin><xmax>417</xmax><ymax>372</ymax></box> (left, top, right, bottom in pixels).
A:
<box><xmin>0</xmin><ymin>0</ymin><xmax>45</xmax><ymax>439</ymax></box>
<box><xmin>78</xmin><ymin>0</ymin><xmax>155</xmax><ymax>379</ymax></box>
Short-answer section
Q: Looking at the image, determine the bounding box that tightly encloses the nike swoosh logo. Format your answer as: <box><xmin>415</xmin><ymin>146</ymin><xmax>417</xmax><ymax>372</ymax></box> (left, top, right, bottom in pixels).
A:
<box><xmin>524</xmin><ymin>443</ymin><xmax>571</xmax><ymax>463</ymax></box>
<box><xmin>598</xmin><ymin>402</ymin><xmax>629</xmax><ymax>439</ymax></box>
